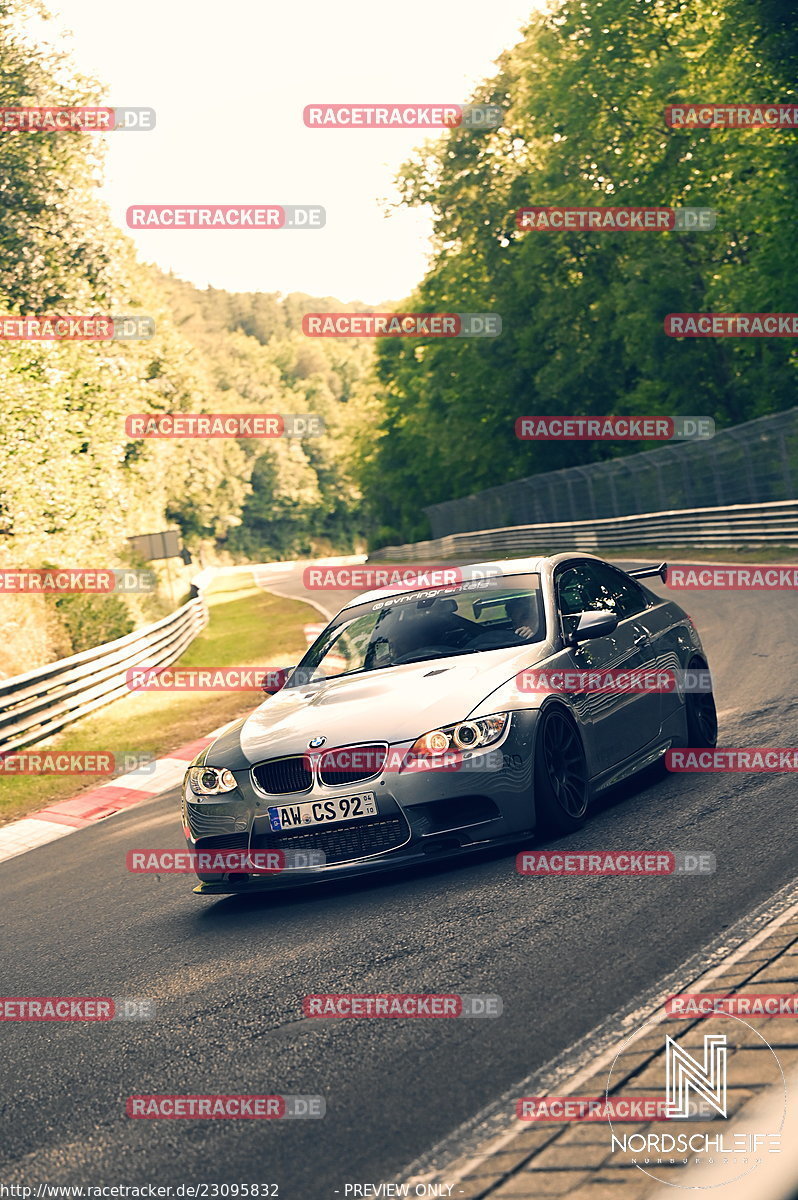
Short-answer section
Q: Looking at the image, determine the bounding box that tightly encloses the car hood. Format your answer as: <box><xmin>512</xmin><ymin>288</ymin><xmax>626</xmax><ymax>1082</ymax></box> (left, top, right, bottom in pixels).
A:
<box><xmin>222</xmin><ymin>642</ymin><xmax>550</xmax><ymax>764</ymax></box>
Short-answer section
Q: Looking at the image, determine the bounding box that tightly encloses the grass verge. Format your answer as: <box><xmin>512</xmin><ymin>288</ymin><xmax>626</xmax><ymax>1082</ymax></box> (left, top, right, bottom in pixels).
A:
<box><xmin>0</xmin><ymin>572</ymin><xmax>315</xmax><ymax>825</ymax></box>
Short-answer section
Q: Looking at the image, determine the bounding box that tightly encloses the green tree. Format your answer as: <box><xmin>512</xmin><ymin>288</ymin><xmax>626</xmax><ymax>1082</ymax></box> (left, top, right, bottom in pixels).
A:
<box><xmin>361</xmin><ymin>0</ymin><xmax>798</xmax><ymax>541</ymax></box>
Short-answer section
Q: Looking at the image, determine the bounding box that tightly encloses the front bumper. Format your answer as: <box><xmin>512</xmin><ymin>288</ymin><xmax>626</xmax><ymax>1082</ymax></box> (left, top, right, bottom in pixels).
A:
<box><xmin>184</xmin><ymin>711</ymin><xmax>538</xmax><ymax>894</ymax></box>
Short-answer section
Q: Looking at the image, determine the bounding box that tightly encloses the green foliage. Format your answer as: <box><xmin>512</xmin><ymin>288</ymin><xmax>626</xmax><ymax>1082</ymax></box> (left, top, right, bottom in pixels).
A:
<box><xmin>0</xmin><ymin>2</ymin><xmax>378</xmax><ymax>672</ymax></box>
<box><xmin>0</xmin><ymin>0</ymin><xmax>115</xmax><ymax>312</ymax></box>
<box><xmin>361</xmin><ymin>0</ymin><xmax>798</xmax><ymax>540</ymax></box>
<box><xmin>153</xmin><ymin>273</ymin><xmax>377</xmax><ymax>558</ymax></box>
<box><xmin>50</xmin><ymin>592</ymin><xmax>134</xmax><ymax>653</ymax></box>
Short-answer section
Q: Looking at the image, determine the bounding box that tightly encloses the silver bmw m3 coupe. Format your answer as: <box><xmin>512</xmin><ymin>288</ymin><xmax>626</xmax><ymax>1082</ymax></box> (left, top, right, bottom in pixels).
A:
<box><xmin>183</xmin><ymin>554</ymin><xmax>717</xmax><ymax>894</ymax></box>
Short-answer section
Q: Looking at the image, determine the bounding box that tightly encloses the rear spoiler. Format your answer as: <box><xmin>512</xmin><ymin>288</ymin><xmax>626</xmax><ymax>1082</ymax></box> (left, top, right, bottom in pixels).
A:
<box><xmin>628</xmin><ymin>562</ymin><xmax>668</xmax><ymax>583</ymax></box>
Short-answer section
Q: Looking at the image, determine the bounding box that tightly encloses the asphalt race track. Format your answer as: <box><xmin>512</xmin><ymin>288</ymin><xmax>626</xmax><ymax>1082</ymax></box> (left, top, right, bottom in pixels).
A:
<box><xmin>1</xmin><ymin>561</ymin><xmax>796</xmax><ymax>1196</ymax></box>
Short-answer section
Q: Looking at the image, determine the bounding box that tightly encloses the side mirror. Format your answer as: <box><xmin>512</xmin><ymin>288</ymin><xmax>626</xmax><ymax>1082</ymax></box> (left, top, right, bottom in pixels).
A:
<box><xmin>569</xmin><ymin>610</ymin><xmax>618</xmax><ymax>645</ymax></box>
<box><xmin>260</xmin><ymin>667</ymin><xmax>295</xmax><ymax>695</ymax></box>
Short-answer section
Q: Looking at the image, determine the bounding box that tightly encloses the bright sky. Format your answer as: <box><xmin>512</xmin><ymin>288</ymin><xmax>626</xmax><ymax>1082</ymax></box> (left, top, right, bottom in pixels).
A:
<box><xmin>40</xmin><ymin>0</ymin><xmax>539</xmax><ymax>303</ymax></box>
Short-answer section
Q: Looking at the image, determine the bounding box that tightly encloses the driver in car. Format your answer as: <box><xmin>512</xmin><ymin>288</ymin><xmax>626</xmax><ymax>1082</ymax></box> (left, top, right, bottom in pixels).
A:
<box><xmin>506</xmin><ymin>595</ymin><xmax>537</xmax><ymax>640</ymax></box>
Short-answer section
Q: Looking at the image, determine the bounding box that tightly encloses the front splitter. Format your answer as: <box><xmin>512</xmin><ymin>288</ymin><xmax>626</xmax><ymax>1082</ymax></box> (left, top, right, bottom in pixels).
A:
<box><xmin>191</xmin><ymin>829</ymin><xmax>529</xmax><ymax>894</ymax></box>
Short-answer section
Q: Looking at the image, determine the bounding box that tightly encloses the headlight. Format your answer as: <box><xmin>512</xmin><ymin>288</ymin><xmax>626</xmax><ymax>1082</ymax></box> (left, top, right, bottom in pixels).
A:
<box><xmin>185</xmin><ymin>766</ymin><xmax>238</xmax><ymax>796</ymax></box>
<box><xmin>409</xmin><ymin>713</ymin><xmax>509</xmax><ymax>757</ymax></box>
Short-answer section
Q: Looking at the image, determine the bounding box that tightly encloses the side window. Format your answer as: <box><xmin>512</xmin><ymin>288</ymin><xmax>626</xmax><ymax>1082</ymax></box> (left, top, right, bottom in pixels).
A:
<box><xmin>556</xmin><ymin>566</ymin><xmax>598</xmax><ymax>616</ymax></box>
<box><xmin>556</xmin><ymin>561</ymin><xmax>648</xmax><ymax>636</ymax></box>
<box><xmin>591</xmin><ymin>563</ymin><xmax>648</xmax><ymax>620</ymax></box>
<box><xmin>556</xmin><ymin>564</ymin><xmax>605</xmax><ymax>639</ymax></box>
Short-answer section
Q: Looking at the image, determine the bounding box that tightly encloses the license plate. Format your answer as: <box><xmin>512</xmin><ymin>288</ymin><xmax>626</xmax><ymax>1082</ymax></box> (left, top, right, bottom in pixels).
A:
<box><xmin>267</xmin><ymin>791</ymin><xmax>378</xmax><ymax>831</ymax></box>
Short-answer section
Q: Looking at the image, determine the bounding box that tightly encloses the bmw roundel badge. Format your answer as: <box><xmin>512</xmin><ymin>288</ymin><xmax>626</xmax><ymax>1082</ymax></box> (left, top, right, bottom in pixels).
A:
<box><xmin>308</xmin><ymin>736</ymin><xmax>327</xmax><ymax>748</ymax></box>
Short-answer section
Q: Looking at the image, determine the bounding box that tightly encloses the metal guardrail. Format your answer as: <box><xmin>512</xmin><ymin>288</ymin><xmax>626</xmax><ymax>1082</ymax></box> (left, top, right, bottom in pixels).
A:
<box><xmin>0</xmin><ymin>596</ymin><xmax>207</xmax><ymax>756</ymax></box>
<box><xmin>0</xmin><ymin>555</ymin><xmax>366</xmax><ymax>757</ymax></box>
<box><xmin>371</xmin><ymin>499</ymin><xmax>798</xmax><ymax>562</ymax></box>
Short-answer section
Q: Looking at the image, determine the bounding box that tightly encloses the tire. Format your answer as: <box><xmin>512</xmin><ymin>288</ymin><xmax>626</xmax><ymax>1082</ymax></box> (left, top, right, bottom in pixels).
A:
<box><xmin>684</xmin><ymin>659</ymin><xmax>718</xmax><ymax>748</ymax></box>
<box><xmin>534</xmin><ymin>706</ymin><xmax>590</xmax><ymax>836</ymax></box>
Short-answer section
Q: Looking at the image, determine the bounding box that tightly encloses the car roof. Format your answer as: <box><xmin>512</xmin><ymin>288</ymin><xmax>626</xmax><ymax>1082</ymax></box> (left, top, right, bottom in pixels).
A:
<box><xmin>340</xmin><ymin>552</ymin><xmax>605</xmax><ymax>609</ymax></box>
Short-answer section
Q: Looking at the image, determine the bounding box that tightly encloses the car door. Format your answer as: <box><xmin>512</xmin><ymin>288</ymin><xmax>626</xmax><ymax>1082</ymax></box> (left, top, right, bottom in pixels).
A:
<box><xmin>554</xmin><ymin>560</ymin><xmax>663</xmax><ymax>772</ymax></box>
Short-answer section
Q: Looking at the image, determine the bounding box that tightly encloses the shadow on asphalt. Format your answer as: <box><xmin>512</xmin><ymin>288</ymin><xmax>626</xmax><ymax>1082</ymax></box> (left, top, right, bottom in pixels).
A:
<box><xmin>192</xmin><ymin>760</ymin><xmax>678</xmax><ymax>924</ymax></box>
<box><xmin>192</xmin><ymin>840</ymin><xmax>524</xmax><ymax>922</ymax></box>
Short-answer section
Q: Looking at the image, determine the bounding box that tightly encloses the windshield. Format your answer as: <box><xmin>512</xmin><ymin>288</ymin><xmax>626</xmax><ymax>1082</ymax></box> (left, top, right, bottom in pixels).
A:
<box><xmin>288</xmin><ymin>574</ymin><xmax>544</xmax><ymax>684</ymax></box>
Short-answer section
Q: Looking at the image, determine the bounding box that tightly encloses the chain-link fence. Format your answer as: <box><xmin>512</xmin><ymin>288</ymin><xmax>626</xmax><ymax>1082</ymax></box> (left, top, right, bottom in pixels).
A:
<box><xmin>424</xmin><ymin>408</ymin><xmax>798</xmax><ymax>538</ymax></box>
